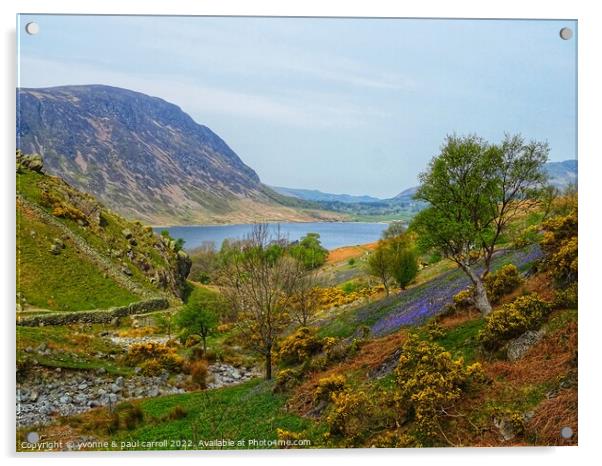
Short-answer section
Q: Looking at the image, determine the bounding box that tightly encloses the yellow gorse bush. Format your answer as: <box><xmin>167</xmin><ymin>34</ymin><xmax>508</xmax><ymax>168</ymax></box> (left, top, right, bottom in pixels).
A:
<box><xmin>540</xmin><ymin>210</ymin><xmax>578</xmax><ymax>286</ymax></box>
<box><xmin>325</xmin><ymin>389</ymin><xmax>371</xmax><ymax>442</ymax></box>
<box><xmin>277</xmin><ymin>327</ymin><xmax>324</xmax><ymax>365</ymax></box>
<box><xmin>478</xmin><ymin>294</ymin><xmax>550</xmax><ymax>350</ymax></box>
<box><xmin>394</xmin><ymin>334</ymin><xmax>485</xmax><ymax>441</ymax></box>
<box><xmin>484</xmin><ymin>264</ymin><xmax>523</xmax><ymax>303</ymax></box>
<box><xmin>124</xmin><ymin>341</ymin><xmax>185</xmax><ymax>373</ymax></box>
<box><xmin>314</xmin><ymin>374</ymin><xmax>346</xmax><ymax>403</ymax></box>
<box><xmin>316</xmin><ymin>284</ymin><xmax>386</xmax><ymax>310</ymax></box>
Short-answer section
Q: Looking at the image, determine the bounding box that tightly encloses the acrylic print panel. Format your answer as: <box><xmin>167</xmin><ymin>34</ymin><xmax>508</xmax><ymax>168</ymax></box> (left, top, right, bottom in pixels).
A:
<box><xmin>16</xmin><ymin>15</ymin><xmax>577</xmax><ymax>451</ymax></box>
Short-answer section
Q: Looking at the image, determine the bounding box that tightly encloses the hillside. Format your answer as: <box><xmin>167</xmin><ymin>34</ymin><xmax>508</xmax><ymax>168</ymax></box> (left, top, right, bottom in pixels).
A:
<box><xmin>544</xmin><ymin>159</ymin><xmax>578</xmax><ymax>189</ymax></box>
<box><xmin>16</xmin><ymin>152</ymin><xmax>191</xmax><ymax>314</ymax></box>
<box><xmin>271</xmin><ymin>186</ymin><xmax>381</xmax><ymax>204</ymax></box>
<box><xmin>16</xmin><ymin>85</ymin><xmax>343</xmax><ymax>225</ymax></box>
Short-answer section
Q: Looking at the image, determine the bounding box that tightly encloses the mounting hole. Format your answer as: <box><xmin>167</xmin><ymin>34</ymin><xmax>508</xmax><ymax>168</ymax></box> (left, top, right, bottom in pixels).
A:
<box><xmin>560</xmin><ymin>426</ymin><xmax>574</xmax><ymax>439</ymax></box>
<box><xmin>25</xmin><ymin>22</ymin><xmax>39</xmax><ymax>35</ymax></box>
<box><xmin>559</xmin><ymin>27</ymin><xmax>573</xmax><ymax>40</ymax></box>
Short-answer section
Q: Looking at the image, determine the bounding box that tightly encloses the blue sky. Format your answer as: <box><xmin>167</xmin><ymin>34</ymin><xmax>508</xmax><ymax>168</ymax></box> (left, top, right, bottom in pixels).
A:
<box><xmin>17</xmin><ymin>15</ymin><xmax>577</xmax><ymax>198</ymax></box>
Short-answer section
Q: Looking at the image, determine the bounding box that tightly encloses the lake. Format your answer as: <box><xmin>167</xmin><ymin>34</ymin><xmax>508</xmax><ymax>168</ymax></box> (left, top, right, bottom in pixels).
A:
<box><xmin>157</xmin><ymin>222</ymin><xmax>389</xmax><ymax>251</ymax></box>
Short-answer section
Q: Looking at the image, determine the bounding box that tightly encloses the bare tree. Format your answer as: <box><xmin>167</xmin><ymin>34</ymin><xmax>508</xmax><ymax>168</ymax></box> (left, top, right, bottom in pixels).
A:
<box><xmin>219</xmin><ymin>224</ymin><xmax>302</xmax><ymax>380</ymax></box>
<box><xmin>290</xmin><ymin>268</ymin><xmax>321</xmax><ymax>327</ymax></box>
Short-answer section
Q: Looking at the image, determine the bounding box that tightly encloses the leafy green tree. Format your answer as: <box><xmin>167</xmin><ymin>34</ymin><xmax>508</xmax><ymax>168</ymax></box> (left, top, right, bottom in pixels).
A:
<box><xmin>175</xmin><ymin>287</ymin><xmax>221</xmax><ymax>353</ymax></box>
<box><xmin>411</xmin><ymin>134</ymin><xmax>548</xmax><ymax>315</ymax></box>
<box><xmin>388</xmin><ymin>235</ymin><xmax>419</xmax><ymax>290</ymax></box>
<box><xmin>289</xmin><ymin>233</ymin><xmax>328</xmax><ymax>269</ymax></box>
<box><xmin>368</xmin><ymin>234</ymin><xmax>418</xmax><ymax>293</ymax></box>
<box><xmin>367</xmin><ymin>240</ymin><xmax>394</xmax><ymax>296</ymax></box>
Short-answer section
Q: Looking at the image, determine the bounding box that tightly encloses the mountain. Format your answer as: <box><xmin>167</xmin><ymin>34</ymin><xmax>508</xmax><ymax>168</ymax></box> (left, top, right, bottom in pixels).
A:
<box><xmin>271</xmin><ymin>186</ymin><xmax>382</xmax><ymax>204</ymax></box>
<box><xmin>16</xmin><ymin>85</ymin><xmax>342</xmax><ymax>225</ymax></box>
<box><xmin>544</xmin><ymin>159</ymin><xmax>578</xmax><ymax>190</ymax></box>
<box><xmin>16</xmin><ymin>152</ymin><xmax>191</xmax><ymax>313</ymax></box>
<box><xmin>391</xmin><ymin>186</ymin><xmax>418</xmax><ymax>200</ymax></box>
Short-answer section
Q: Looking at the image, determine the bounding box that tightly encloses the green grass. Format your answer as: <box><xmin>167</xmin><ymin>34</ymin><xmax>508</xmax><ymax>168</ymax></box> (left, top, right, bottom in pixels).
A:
<box><xmin>17</xmin><ymin>204</ymin><xmax>139</xmax><ymax>312</ymax></box>
<box><xmin>433</xmin><ymin>318</ymin><xmax>485</xmax><ymax>363</ymax></box>
<box><xmin>111</xmin><ymin>379</ymin><xmax>326</xmax><ymax>449</ymax></box>
<box><xmin>16</xmin><ymin>325</ymin><xmax>131</xmax><ymax>375</ymax></box>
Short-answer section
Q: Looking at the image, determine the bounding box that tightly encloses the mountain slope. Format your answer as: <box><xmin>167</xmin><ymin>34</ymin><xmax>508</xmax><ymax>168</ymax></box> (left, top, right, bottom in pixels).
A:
<box><xmin>271</xmin><ymin>186</ymin><xmax>382</xmax><ymax>204</ymax></box>
<box><xmin>16</xmin><ymin>153</ymin><xmax>191</xmax><ymax>313</ymax></box>
<box><xmin>544</xmin><ymin>159</ymin><xmax>578</xmax><ymax>189</ymax></box>
<box><xmin>17</xmin><ymin>85</ymin><xmax>342</xmax><ymax>225</ymax></box>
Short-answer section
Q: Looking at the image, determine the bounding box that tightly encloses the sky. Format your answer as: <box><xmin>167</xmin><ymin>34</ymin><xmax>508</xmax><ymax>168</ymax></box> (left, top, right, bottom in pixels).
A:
<box><xmin>17</xmin><ymin>15</ymin><xmax>577</xmax><ymax>198</ymax></box>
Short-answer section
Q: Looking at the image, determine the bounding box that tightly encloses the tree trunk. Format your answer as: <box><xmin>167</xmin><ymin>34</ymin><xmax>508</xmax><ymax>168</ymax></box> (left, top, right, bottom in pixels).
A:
<box><xmin>265</xmin><ymin>348</ymin><xmax>272</xmax><ymax>380</ymax></box>
<box><xmin>202</xmin><ymin>335</ymin><xmax>207</xmax><ymax>355</ymax></box>
<box><xmin>473</xmin><ymin>277</ymin><xmax>492</xmax><ymax>316</ymax></box>
<box><xmin>460</xmin><ymin>263</ymin><xmax>493</xmax><ymax>316</ymax></box>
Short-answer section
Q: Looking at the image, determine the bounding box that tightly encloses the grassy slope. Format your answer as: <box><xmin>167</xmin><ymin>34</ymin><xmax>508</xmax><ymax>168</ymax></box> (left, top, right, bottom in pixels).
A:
<box><xmin>101</xmin><ymin>380</ymin><xmax>325</xmax><ymax>449</ymax></box>
<box><xmin>17</xmin><ymin>200</ymin><xmax>138</xmax><ymax>312</ymax></box>
<box><xmin>16</xmin><ymin>168</ymin><xmax>187</xmax><ymax>312</ymax></box>
<box><xmin>17</xmin><ymin>325</ymin><xmax>131</xmax><ymax>375</ymax></box>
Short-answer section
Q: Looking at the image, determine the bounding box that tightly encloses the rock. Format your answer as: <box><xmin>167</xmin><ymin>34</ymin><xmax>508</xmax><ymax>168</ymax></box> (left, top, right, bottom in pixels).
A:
<box><xmin>49</xmin><ymin>244</ymin><xmax>61</xmax><ymax>255</ymax></box>
<box><xmin>134</xmin><ymin>367</ymin><xmax>142</xmax><ymax>374</ymax></box>
<box><xmin>507</xmin><ymin>330</ymin><xmax>545</xmax><ymax>361</ymax></box>
<box><xmin>96</xmin><ymin>367</ymin><xmax>107</xmax><ymax>375</ymax></box>
<box><xmin>35</xmin><ymin>343</ymin><xmax>48</xmax><ymax>353</ymax></box>
<box><xmin>122</xmin><ymin>229</ymin><xmax>133</xmax><ymax>239</ymax></box>
<box><xmin>147</xmin><ymin>387</ymin><xmax>160</xmax><ymax>397</ymax></box>
<box><xmin>110</xmin><ymin>384</ymin><xmax>121</xmax><ymax>393</ymax></box>
<box><xmin>115</xmin><ymin>376</ymin><xmax>124</xmax><ymax>387</ymax></box>
<box><xmin>19</xmin><ymin>153</ymin><xmax>44</xmax><ymax>172</ymax></box>
<box><xmin>29</xmin><ymin>391</ymin><xmax>39</xmax><ymax>402</ymax></box>
<box><xmin>78</xmin><ymin>383</ymin><xmax>88</xmax><ymax>390</ymax></box>
<box><xmin>121</xmin><ymin>266</ymin><xmax>133</xmax><ymax>276</ymax></box>
<box><xmin>59</xmin><ymin>395</ymin><xmax>72</xmax><ymax>404</ymax></box>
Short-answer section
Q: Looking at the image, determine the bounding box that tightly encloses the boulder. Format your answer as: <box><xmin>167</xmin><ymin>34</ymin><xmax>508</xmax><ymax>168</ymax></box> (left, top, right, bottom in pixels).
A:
<box><xmin>507</xmin><ymin>330</ymin><xmax>545</xmax><ymax>361</ymax></box>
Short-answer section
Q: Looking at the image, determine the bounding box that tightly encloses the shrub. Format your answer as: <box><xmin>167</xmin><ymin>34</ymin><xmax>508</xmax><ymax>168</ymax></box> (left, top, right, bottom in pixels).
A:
<box><xmin>553</xmin><ymin>283</ymin><xmax>578</xmax><ymax>309</ymax></box>
<box><xmin>190</xmin><ymin>360</ymin><xmax>209</xmax><ymax>389</ymax></box>
<box><xmin>540</xmin><ymin>210</ymin><xmax>578</xmax><ymax>286</ymax></box>
<box><xmin>139</xmin><ymin>358</ymin><xmax>162</xmax><ymax>376</ymax></box>
<box><xmin>453</xmin><ymin>288</ymin><xmax>474</xmax><ymax>309</ymax></box>
<box><xmin>325</xmin><ymin>390</ymin><xmax>371</xmax><ymax>443</ymax></box>
<box><xmin>166</xmin><ymin>405</ymin><xmax>188</xmax><ymax>420</ymax></box>
<box><xmin>478</xmin><ymin>294</ymin><xmax>550</xmax><ymax>350</ymax></box>
<box><xmin>425</xmin><ymin>320</ymin><xmax>445</xmax><ymax>340</ymax></box>
<box><xmin>278</xmin><ymin>327</ymin><xmax>323</xmax><ymax>365</ymax></box>
<box><xmin>125</xmin><ymin>342</ymin><xmax>185</xmax><ymax>373</ymax></box>
<box><xmin>115</xmin><ymin>402</ymin><xmax>144</xmax><ymax>430</ymax></box>
<box><xmin>274</xmin><ymin>368</ymin><xmax>302</xmax><ymax>393</ymax></box>
<box><xmin>484</xmin><ymin>264</ymin><xmax>523</xmax><ymax>303</ymax></box>
<box><xmin>394</xmin><ymin>335</ymin><xmax>485</xmax><ymax>441</ymax></box>
<box><xmin>314</xmin><ymin>374</ymin><xmax>346</xmax><ymax>403</ymax></box>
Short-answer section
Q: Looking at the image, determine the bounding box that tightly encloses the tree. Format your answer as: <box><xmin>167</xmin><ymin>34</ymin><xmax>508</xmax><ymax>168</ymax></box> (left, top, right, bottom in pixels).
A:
<box><xmin>367</xmin><ymin>233</ymin><xmax>418</xmax><ymax>293</ymax></box>
<box><xmin>290</xmin><ymin>269</ymin><xmax>321</xmax><ymax>327</ymax></box>
<box><xmin>289</xmin><ymin>233</ymin><xmax>329</xmax><ymax>269</ymax></box>
<box><xmin>382</xmin><ymin>221</ymin><xmax>406</xmax><ymax>239</ymax></box>
<box><xmin>388</xmin><ymin>235</ymin><xmax>419</xmax><ymax>290</ymax></box>
<box><xmin>155</xmin><ymin>311</ymin><xmax>176</xmax><ymax>340</ymax></box>
<box><xmin>367</xmin><ymin>240</ymin><xmax>394</xmax><ymax>296</ymax></box>
<box><xmin>175</xmin><ymin>287</ymin><xmax>221</xmax><ymax>353</ymax></box>
<box><xmin>411</xmin><ymin>134</ymin><xmax>549</xmax><ymax>315</ymax></box>
<box><xmin>219</xmin><ymin>224</ymin><xmax>303</xmax><ymax>380</ymax></box>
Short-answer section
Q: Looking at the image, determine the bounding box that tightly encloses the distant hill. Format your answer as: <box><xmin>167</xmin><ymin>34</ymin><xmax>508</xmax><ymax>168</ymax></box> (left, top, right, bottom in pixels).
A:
<box><xmin>16</xmin><ymin>153</ymin><xmax>192</xmax><ymax>312</ymax></box>
<box><xmin>16</xmin><ymin>85</ymin><xmax>342</xmax><ymax>225</ymax></box>
<box><xmin>271</xmin><ymin>186</ymin><xmax>382</xmax><ymax>204</ymax></box>
<box><xmin>544</xmin><ymin>159</ymin><xmax>578</xmax><ymax>189</ymax></box>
